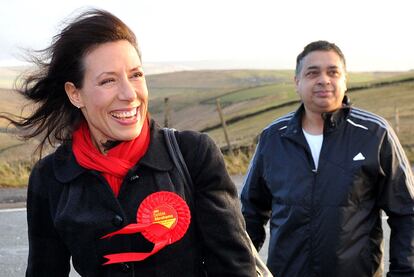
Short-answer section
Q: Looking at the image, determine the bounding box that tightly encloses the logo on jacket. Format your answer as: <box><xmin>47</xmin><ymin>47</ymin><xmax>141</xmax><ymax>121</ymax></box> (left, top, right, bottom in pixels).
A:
<box><xmin>353</xmin><ymin>152</ymin><xmax>365</xmax><ymax>161</ymax></box>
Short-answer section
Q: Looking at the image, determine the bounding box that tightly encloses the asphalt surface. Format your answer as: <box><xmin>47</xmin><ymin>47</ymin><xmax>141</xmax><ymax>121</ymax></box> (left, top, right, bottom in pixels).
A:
<box><xmin>0</xmin><ymin>187</ymin><xmax>27</xmax><ymax>209</ymax></box>
<box><xmin>0</xmin><ymin>208</ymin><xmax>27</xmax><ymax>276</ymax></box>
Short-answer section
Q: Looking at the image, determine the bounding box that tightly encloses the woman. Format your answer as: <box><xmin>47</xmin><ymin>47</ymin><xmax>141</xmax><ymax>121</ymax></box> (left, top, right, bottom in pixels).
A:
<box><xmin>2</xmin><ymin>9</ymin><xmax>256</xmax><ymax>276</ymax></box>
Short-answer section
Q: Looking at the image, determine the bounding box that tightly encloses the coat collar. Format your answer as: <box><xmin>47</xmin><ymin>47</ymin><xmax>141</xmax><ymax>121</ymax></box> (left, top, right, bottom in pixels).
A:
<box><xmin>53</xmin><ymin>143</ymin><xmax>85</xmax><ymax>183</ymax></box>
<box><xmin>53</xmin><ymin>119</ymin><xmax>173</xmax><ymax>183</ymax></box>
<box><xmin>286</xmin><ymin>103</ymin><xmax>351</xmax><ymax>134</ymax></box>
<box><xmin>138</xmin><ymin>119</ymin><xmax>173</xmax><ymax>171</ymax></box>
<box><xmin>284</xmin><ymin>103</ymin><xmax>351</xmax><ymax>137</ymax></box>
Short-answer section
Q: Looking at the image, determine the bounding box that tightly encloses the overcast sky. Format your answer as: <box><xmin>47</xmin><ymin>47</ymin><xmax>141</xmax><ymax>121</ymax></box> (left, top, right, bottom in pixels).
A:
<box><xmin>1</xmin><ymin>0</ymin><xmax>413</xmax><ymax>71</ymax></box>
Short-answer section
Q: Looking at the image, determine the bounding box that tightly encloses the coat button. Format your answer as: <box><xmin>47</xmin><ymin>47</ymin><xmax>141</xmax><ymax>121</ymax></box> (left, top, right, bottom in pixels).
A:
<box><xmin>120</xmin><ymin>263</ymin><xmax>131</xmax><ymax>272</ymax></box>
<box><xmin>112</xmin><ymin>215</ymin><xmax>123</xmax><ymax>227</ymax></box>
<box><xmin>130</xmin><ymin>175</ymin><xmax>139</xmax><ymax>181</ymax></box>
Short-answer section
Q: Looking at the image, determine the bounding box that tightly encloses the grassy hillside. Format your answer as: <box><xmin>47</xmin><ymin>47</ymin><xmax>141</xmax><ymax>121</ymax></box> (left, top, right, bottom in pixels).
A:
<box><xmin>148</xmin><ymin>70</ymin><xmax>414</xmax><ymax>130</ymax></box>
<box><xmin>0</xmin><ymin>89</ymin><xmax>29</xmax><ymax>128</ymax></box>
<box><xmin>146</xmin><ymin>70</ymin><xmax>294</xmax><ymax>115</ymax></box>
<box><xmin>1</xmin><ymin>67</ymin><xmax>413</xmax><ymax>186</ymax></box>
<box><xmin>0</xmin><ymin>66</ymin><xmax>29</xmax><ymax>89</ymax></box>
<box><xmin>206</xmin><ymin>81</ymin><xmax>414</xmax><ymax>148</ymax></box>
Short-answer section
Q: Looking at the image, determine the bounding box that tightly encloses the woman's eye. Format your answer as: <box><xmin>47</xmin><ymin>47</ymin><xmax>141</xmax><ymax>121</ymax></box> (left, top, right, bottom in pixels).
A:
<box><xmin>131</xmin><ymin>71</ymin><xmax>144</xmax><ymax>79</ymax></box>
<box><xmin>99</xmin><ymin>78</ymin><xmax>115</xmax><ymax>86</ymax></box>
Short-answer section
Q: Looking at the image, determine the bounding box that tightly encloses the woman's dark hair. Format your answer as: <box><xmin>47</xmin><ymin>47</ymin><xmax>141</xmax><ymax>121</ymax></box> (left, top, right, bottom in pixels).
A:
<box><xmin>0</xmin><ymin>9</ymin><xmax>140</xmax><ymax>156</ymax></box>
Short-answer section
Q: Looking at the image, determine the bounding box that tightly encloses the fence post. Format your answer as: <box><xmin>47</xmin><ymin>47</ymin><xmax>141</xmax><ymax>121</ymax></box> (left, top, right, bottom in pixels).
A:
<box><xmin>395</xmin><ymin>105</ymin><xmax>399</xmax><ymax>134</ymax></box>
<box><xmin>216</xmin><ymin>98</ymin><xmax>233</xmax><ymax>155</ymax></box>
<box><xmin>164</xmin><ymin>97</ymin><xmax>170</xmax><ymax>128</ymax></box>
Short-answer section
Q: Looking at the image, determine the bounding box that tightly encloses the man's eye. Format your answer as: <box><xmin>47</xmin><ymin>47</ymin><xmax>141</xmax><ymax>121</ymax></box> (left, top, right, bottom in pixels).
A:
<box><xmin>329</xmin><ymin>71</ymin><xmax>340</xmax><ymax>77</ymax></box>
<box><xmin>306</xmin><ymin>71</ymin><xmax>318</xmax><ymax>77</ymax></box>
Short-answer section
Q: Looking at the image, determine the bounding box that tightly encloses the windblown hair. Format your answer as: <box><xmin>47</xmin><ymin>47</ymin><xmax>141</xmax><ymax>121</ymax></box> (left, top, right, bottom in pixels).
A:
<box><xmin>295</xmin><ymin>40</ymin><xmax>346</xmax><ymax>76</ymax></box>
<box><xmin>0</xmin><ymin>9</ymin><xmax>140</xmax><ymax>156</ymax></box>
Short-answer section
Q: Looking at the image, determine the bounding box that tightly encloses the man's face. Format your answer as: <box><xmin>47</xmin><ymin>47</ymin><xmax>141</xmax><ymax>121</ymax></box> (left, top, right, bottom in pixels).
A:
<box><xmin>295</xmin><ymin>50</ymin><xmax>347</xmax><ymax>115</ymax></box>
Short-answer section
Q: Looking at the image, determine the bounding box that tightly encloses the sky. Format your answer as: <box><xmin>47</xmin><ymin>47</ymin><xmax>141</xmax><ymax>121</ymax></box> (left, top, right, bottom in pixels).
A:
<box><xmin>1</xmin><ymin>0</ymin><xmax>414</xmax><ymax>72</ymax></box>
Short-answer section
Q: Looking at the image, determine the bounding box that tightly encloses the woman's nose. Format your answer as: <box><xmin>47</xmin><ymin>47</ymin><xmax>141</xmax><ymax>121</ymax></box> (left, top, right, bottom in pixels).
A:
<box><xmin>119</xmin><ymin>79</ymin><xmax>137</xmax><ymax>101</ymax></box>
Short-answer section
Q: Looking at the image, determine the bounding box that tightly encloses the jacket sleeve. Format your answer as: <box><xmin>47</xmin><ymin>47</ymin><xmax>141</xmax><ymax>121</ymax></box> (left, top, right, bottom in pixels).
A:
<box><xmin>179</xmin><ymin>131</ymin><xmax>256</xmax><ymax>277</ymax></box>
<box><xmin>26</xmin><ymin>158</ymin><xmax>71</xmax><ymax>277</ymax></box>
<box><xmin>377</xmin><ymin>128</ymin><xmax>414</xmax><ymax>277</ymax></box>
<box><xmin>240</xmin><ymin>136</ymin><xmax>272</xmax><ymax>251</ymax></box>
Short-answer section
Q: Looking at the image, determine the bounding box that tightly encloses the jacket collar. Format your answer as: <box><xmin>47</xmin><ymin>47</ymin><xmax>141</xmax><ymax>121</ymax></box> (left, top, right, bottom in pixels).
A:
<box><xmin>53</xmin><ymin>143</ymin><xmax>85</xmax><ymax>183</ymax></box>
<box><xmin>282</xmin><ymin>104</ymin><xmax>304</xmax><ymax>138</ymax></box>
<box><xmin>321</xmin><ymin>105</ymin><xmax>350</xmax><ymax>132</ymax></box>
<box><xmin>54</xmin><ymin>119</ymin><xmax>173</xmax><ymax>183</ymax></box>
<box><xmin>138</xmin><ymin>119</ymin><xmax>173</xmax><ymax>171</ymax></box>
<box><xmin>284</xmin><ymin>103</ymin><xmax>351</xmax><ymax>136</ymax></box>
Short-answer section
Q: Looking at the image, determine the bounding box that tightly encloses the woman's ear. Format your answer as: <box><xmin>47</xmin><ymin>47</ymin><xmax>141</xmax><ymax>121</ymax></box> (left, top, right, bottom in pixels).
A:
<box><xmin>64</xmin><ymin>82</ymin><xmax>83</xmax><ymax>108</ymax></box>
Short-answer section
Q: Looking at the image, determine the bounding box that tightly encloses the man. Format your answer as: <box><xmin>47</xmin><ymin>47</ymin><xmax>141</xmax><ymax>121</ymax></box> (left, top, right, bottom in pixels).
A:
<box><xmin>241</xmin><ymin>40</ymin><xmax>414</xmax><ymax>277</ymax></box>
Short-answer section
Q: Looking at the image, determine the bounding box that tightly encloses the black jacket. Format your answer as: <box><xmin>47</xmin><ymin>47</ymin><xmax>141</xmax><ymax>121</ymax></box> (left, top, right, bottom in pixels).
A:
<box><xmin>26</xmin><ymin>120</ymin><xmax>256</xmax><ymax>277</ymax></box>
<box><xmin>241</xmin><ymin>105</ymin><xmax>414</xmax><ymax>277</ymax></box>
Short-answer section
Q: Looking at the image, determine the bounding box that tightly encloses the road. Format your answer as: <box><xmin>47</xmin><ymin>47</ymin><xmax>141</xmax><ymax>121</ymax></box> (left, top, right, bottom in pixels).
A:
<box><xmin>0</xmin><ymin>208</ymin><xmax>27</xmax><ymax>276</ymax></box>
<box><xmin>0</xmin><ymin>208</ymin><xmax>80</xmax><ymax>277</ymax></box>
<box><xmin>0</xmin><ymin>176</ymin><xmax>391</xmax><ymax>276</ymax></box>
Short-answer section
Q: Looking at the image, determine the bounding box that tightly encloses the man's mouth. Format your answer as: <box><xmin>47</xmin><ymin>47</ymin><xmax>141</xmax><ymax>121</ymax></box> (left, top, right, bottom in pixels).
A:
<box><xmin>314</xmin><ymin>90</ymin><xmax>333</xmax><ymax>95</ymax></box>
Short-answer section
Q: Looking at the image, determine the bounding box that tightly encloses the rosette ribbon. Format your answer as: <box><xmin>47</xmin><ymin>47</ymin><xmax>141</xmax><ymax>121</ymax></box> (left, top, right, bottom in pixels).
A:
<box><xmin>100</xmin><ymin>191</ymin><xmax>191</xmax><ymax>265</ymax></box>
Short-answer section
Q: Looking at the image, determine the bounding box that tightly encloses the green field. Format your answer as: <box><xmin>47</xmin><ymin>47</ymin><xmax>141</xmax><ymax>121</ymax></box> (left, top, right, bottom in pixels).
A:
<box><xmin>1</xmin><ymin>67</ymin><xmax>413</xmax><ymax>186</ymax></box>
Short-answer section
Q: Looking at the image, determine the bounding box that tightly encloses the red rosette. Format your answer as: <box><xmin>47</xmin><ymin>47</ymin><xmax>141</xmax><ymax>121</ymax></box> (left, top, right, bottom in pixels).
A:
<box><xmin>137</xmin><ymin>191</ymin><xmax>191</xmax><ymax>244</ymax></box>
<box><xmin>100</xmin><ymin>191</ymin><xmax>191</xmax><ymax>265</ymax></box>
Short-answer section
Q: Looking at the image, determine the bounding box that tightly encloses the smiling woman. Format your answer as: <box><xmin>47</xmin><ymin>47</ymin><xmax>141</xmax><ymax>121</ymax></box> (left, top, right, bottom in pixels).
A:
<box><xmin>64</xmin><ymin>40</ymin><xmax>149</xmax><ymax>152</ymax></box>
<box><xmin>0</xmin><ymin>9</ymin><xmax>257</xmax><ymax>277</ymax></box>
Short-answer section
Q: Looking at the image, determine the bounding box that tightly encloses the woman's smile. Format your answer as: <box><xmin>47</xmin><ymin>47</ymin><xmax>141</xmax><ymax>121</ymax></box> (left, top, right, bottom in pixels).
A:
<box><xmin>110</xmin><ymin>107</ymin><xmax>139</xmax><ymax>125</ymax></box>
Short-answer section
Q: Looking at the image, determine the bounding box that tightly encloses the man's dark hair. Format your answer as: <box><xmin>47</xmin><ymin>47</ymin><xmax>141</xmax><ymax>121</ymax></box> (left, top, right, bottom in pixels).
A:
<box><xmin>295</xmin><ymin>40</ymin><xmax>346</xmax><ymax>76</ymax></box>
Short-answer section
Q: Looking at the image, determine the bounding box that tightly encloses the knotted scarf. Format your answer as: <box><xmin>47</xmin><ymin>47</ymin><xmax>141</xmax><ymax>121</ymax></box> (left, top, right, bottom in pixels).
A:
<box><xmin>72</xmin><ymin>119</ymin><xmax>150</xmax><ymax>196</ymax></box>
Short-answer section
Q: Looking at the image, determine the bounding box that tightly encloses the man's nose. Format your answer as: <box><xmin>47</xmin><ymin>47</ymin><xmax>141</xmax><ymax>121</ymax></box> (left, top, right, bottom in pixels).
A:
<box><xmin>317</xmin><ymin>73</ymin><xmax>331</xmax><ymax>85</ymax></box>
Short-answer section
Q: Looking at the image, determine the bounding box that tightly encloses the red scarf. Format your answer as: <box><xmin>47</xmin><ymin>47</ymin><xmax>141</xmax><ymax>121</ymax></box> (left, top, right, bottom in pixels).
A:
<box><xmin>72</xmin><ymin>119</ymin><xmax>150</xmax><ymax>197</ymax></box>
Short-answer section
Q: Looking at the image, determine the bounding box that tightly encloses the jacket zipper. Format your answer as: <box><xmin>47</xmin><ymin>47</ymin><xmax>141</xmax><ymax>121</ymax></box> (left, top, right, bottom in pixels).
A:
<box><xmin>309</xmin><ymin>169</ymin><xmax>317</xmax><ymax>277</ymax></box>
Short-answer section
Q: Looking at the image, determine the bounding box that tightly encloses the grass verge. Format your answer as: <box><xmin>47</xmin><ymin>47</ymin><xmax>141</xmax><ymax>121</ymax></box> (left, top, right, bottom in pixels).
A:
<box><xmin>223</xmin><ymin>148</ymin><xmax>255</xmax><ymax>175</ymax></box>
<box><xmin>0</xmin><ymin>160</ymin><xmax>33</xmax><ymax>188</ymax></box>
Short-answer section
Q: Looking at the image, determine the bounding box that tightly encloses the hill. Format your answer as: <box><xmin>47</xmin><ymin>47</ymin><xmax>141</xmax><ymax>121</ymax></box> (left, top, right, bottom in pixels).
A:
<box><xmin>146</xmin><ymin>70</ymin><xmax>414</xmax><ymax>130</ymax></box>
<box><xmin>0</xmin><ymin>68</ymin><xmax>413</xmax><ymax>186</ymax></box>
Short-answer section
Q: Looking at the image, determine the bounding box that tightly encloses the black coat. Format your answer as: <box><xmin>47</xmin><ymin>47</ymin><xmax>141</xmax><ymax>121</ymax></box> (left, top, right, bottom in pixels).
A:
<box><xmin>26</xmin><ymin>120</ymin><xmax>256</xmax><ymax>277</ymax></box>
<box><xmin>241</xmin><ymin>105</ymin><xmax>414</xmax><ymax>277</ymax></box>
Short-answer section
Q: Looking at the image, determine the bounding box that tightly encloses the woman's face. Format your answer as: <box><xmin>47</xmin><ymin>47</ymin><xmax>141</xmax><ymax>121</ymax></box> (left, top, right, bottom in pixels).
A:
<box><xmin>66</xmin><ymin>40</ymin><xmax>148</xmax><ymax>150</ymax></box>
